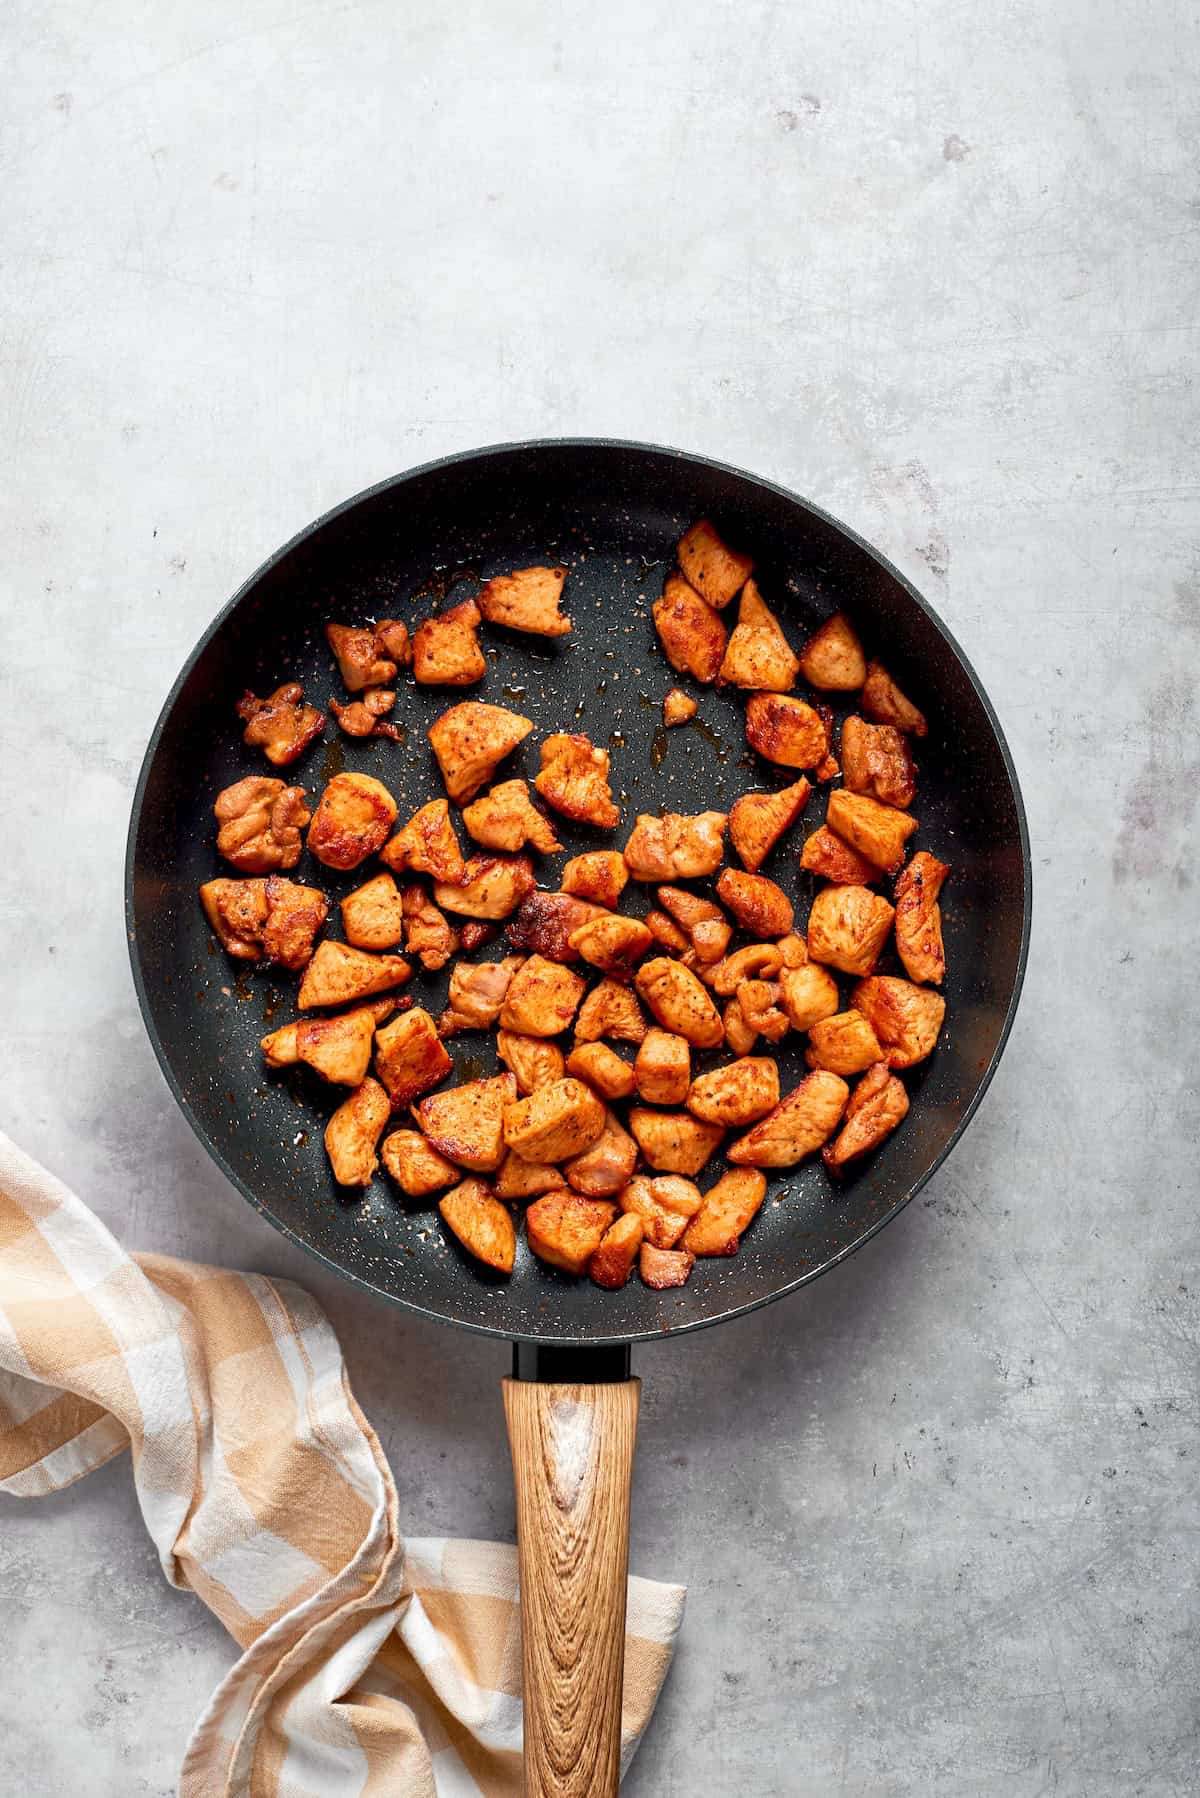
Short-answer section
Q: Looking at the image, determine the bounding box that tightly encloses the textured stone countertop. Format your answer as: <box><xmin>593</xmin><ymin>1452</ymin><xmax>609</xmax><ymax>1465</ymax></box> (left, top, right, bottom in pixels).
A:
<box><xmin>1</xmin><ymin>3</ymin><xmax>1196</xmax><ymax>1793</ymax></box>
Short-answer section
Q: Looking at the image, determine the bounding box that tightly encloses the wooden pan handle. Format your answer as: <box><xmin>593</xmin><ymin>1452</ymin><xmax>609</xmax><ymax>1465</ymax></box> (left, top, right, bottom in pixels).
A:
<box><xmin>503</xmin><ymin>1375</ymin><xmax>641</xmax><ymax>1797</ymax></box>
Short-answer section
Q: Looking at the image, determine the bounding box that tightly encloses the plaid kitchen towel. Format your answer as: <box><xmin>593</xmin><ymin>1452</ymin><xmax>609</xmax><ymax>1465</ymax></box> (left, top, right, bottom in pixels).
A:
<box><xmin>0</xmin><ymin>1134</ymin><xmax>684</xmax><ymax>1795</ymax></box>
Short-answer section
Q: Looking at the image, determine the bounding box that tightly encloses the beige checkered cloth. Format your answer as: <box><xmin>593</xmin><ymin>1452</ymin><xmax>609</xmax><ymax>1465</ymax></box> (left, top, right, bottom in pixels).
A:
<box><xmin>0</xmin><ymin>1135</ymin><xmax>684</xmax><ymax>1795</ymax></box>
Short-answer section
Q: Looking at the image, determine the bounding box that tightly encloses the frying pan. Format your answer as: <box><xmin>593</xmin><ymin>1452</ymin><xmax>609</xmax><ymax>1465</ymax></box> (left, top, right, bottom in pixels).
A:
<box><xmin>126</xmin><ymin>439</ymin><xmax>1031</xmax><ymax>1793</ymax></box>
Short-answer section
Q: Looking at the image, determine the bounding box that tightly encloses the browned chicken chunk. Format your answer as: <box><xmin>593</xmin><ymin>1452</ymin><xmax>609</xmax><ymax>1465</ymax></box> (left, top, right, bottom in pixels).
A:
<box><xmin>738</xmin><ymin>979</ymin><xmax>791</xmax><ymax>1045</ymax></box>
<box><xmin>416</xmin><ymin>1073</ymin><xmax>516</xmax><ymax>1172</ymax></box>
<box><xmin>804</xmin><ymin>1009</ymin><xmax>884</xmax><ymax>1075</ymax></box>
<box><xmin>702</xmin><ymin>943</ymin><xmax>784</xmax><ymax>996</ymax></box>
<box><xmin>565</xmin><ymin>1041</ymin><xmax>636</xmax><ymax>1101</ymax></box>
<box><xmin>298</xmin><ymin>940</ymin><xmax>412</xmax><ymax>1008</ymax></box>
<box><xmin>534</xmin><ymin>733</ymin><xmax>620</xmax><ymax>829</ymax></box>
<box><xmin>677</xmin><ymin>518</ymin><xmax>753</xmax><ymax>609</ymax></box>
<box><xmin>718</xmin><ymin>579</ymin><xmax>800</xmax><ymax>691</ymax></box>
<box><xmin>499</xmin><ymin>955</ymin><xmax>587</xmax><ymax>1036</ymax></box>
<box><xmin>341</xmin><ymin>872</ymin><xmax>405</xmax><ymax>950</ymax></box>
<box><xmin>237</xmin><ymin>683</ymin><xmax>324</xmax><ymax>766</ymax></box>
<box><xmin>588</xmin><ymin>1213</ymin><xmax>645</xmax><ymax>1289</ymax></box>
<box><xmin>428</xmin><ymin>701</ymin><xmax>534</xmax><ymax>804</ymax></box>
<box><xmin>652</xmin><ymin>573</ymin><xmax>728</xmax><ymax>683</ymax></box>
<box><xmin>560</xmin><ymin>851</ymin><xmax>629</xmax><ymax>909</ymax></box>
<box><xmin>374</xmin><ymin>1006</ymin><xmax>454</xmax><ymax>1107</ymax></box>
<box><xmin>458</xmin><ymin>921</ymin><xmax>499</xmax><ymax>953</ymax></box>
<box><xmin>568</xmin><ymin>915</ymin><xmax>654</xmax><ymax>981</ymax></box>
<box><xmin>645</xmin><ymin>909</ymin><xmax>690</xmax><ymax>954</ymax></box>
<box><xmin>714</xmin><ymin>868</ymin><xmax>794</xmax><ymax>938</ymax></box>
<box><xmin>681</xmin><ymin>1168</ymin><xmax>767</xmax><ymax>1257</ymax></box>
<box><xmin>627</xmin><ymin>1108</ymin><xmax>724</xmax><ymax>1176</ymax></box>
<box><xmin>401</xmin><ymin>885</ymin><xmax>459</xmax><ymax>971</ymax></box>
<box><xmin>745</xmin><ymin>693</ymin><xmax>829</xmax><ymax>770</ymax></box>
<box><xmin>807</xmin><ymin>885</ymin><xmax>896</xmax><ymax>977</ymax></box>
<box><xmin>433</xmin><ymin>854</ymin><xmax>536</xmax><ymax>920</ymax></box>
<box><xmin>381</xmin><ymin>1129</ymin><xmax>458</xmax><ymax>1197</ymax></box>
<box><xmin>634</xmin><ymin>1028</ymin><xmax>692</xmax><ymax>1105</ymax></box>
<box><xmin>325</xmin><ymin>622</ymin><xmax>398</xmax><ymax>691</ymax></box>
<box><xmin>375</xmin><ymin>619</ymin><xmax>413</xmax><ymax>666</ymax></box>
<box><xmin>308</xmin><ymin>773</ymin><xmax>398</xmax><ymax>871</ymax></box>
<box><xmin>495</xmin><ymin>1030</ymin><xmax>565</xmax><ymax>1095</ymax></box>
<box><xmin>727</xmin><ymin>1070</ymin><xmax>849</xmax><ymax>1167</ymax></box>
<box><xmin>215</xmin><ymin>777</ymin><xmax>310</xmax><ymax>873</ymax></box>
<box><xmin>200</xmin><ymin>877</ymin><xmax>328</xmax><ymax>969</ymax></box>
<box><xmin>797</xmin><ymin>613</ymin><xmax>867</xmax><ymax>690</ymax></box>
<box><xmin>526</xmin><ymin>1192</ymin><xmax>617</xmax><ymax>1275</ymax></box>
<box><xmin>462</xmin><ymin>779</ymin><xmax>561</xmax><ymax>854</ymax></box>
<box><xmin>619</xmin><ymin>1173</ymin><xmax>703</xmax><ymax>1248</ymax></box>
<box><xmin>507</xmin><ymin>889</ymin><xmax>606</xmax><ymax>961</ymax></box>
<box><xmin>412</xmin><ymin>598</ymin><xmax>486</xmax><ymax>686</ymax></box>
<box><xmin>439</xmin><ymin>1178</ymin><xmax>515</xmax><ymax>1274</ymax></box>
<box><xmin>663</xmin><ymin>688</ymin><xmax>698</xmax><ymax>727</ymax></box>
<box><xmin>574</xmin><ymin>978</ymin><xmax>648</xmax><ymax>1043</ymax></box>
<box><xmin>381</xmin><ymin>798</ymin><xmax>467</xmax><ymax>884</ymax></box>
<box><xmin>825</xmin><ymin>790</ymin><xmax>918</xmax><ymax>875</ymax></box>
<box><xmin>778</xmin><ymin>962</ymin><xmax>841</xmax><ymax>1031</ymax></box>
<box><xmin>261</xmin><ymin>998</ymin><xmax>395</xmax><ymax>1087</ymax></box>
<box><xmin>503</xmin><ymin>1078</ymin><xmax>607</xmax><ymax>1163</ymax></box>
<box><xmin>437</xmin><ymin>955</ymin><xmax>524</xmax><ymax>1036</ymax></box>
<box><xmin>686</xmin><ymin>1057</ymin><xmax>780</xmax><ymax>1126</ymax></box>
<box><xmin>329</xmin><ymin>689</ymin><xmax>400</xmax><ymax>741</ymax></box>
<box><xmin>851</xmin><ymin>976</ymin><xmax>946</xmax><ymax>1069</ymax></box>
<box><xmin>494</xmin><ymin>1152</ymin><xmax>564</xmax><ymax>1199</ymax></box>
<box><xmin>622</xmin><ymin>811</ymin><xmax>727</xmax><ymax>881</ymax></box>
<box><xmin>565</xmin><ymin>1108</ymin><xmax>639</xmax><ymax>1198</ymax></box>
<box><xmin>634</xmin><ymin>958</ymin><xmax>724</xmax><ymax>1048</ymax></box>
<box><xmin>894</xmin><ymin>852</ymin><xmax>950</xmax><ymax>985</ymax></box>
<box><xmin>638</xmin><ymin>1242</ymin><xmax>695</xmax><ymax>1289</ymax></box>
<box><xmin>823</xmin><ymin>1062</ymin><xmax>910</xmax><ymax>1170</ymax></box>
<box><xmin>325</xmin><ymin>1078</ymin><xmax>390</xmax><ymax>1186</ymax></box>
<box><xmin>722</xmin><ymin>995</ymin><xmax>759</xmax><ymax>1056</ymax></box>
<box><xmin>841</xmin><ymin>715</ymin><xmax>918</xmax><ymax>809</ymax></box>
<box><xmin>728</xmin><ymin>778</ymin><xmax>810</xmax><ymax>872</ymax></box>
<box><xmin>656</xmin><ymin>887</ymin><xmax>732</xmax><ymax>964</ymax></box>
<box><xmin>861</xmin><ymin>659</ymin><xmax>928</xmax><ymax>737</ymax></box>
<box><xmin>799</xmin><ymin>825</ymin><xmax>881</xmax><ymax>885</ymax></box>
<box><xmin>477</xmin><ymin>565</ymin><xmax>571</xmax><ymax>637</ymax></box>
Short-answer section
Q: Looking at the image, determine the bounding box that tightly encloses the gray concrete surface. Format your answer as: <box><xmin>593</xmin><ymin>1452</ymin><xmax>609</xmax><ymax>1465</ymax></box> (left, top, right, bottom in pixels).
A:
<box><xmin>1</xmin><ymin>1</ymin><xmax>1197</xmax><ymax>1792</ymax></box>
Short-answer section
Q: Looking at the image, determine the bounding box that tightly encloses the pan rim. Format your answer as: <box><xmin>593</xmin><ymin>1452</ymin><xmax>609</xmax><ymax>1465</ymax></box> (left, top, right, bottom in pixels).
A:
<box><xmin>124</xmin><ymin>437</ymin><xmax>1033</xmax><ymax>1348</ymax></box>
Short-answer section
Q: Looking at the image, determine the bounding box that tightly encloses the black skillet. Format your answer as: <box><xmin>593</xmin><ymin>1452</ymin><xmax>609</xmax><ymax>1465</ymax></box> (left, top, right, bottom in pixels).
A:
<box><xmin>126</xmin><ymin>440</ymin><xmax>1031</xmax><ymax>1794</ymax></box>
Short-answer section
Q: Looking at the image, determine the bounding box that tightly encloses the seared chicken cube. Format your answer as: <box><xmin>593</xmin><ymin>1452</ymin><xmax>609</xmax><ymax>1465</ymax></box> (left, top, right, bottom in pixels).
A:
<box><xmin>677</xmin><ymin>517</ymin><xmax>753</xmax><ymax>609</ymax></box>
<box><xmin>308</xmin><ymin>772</ymin><xmax>398</xmax><ymax>871</ymax></box>
<box><xmin>704</xmin><ymin>943</ymin><xmax>784</xmax><ymax>997</ymax></box>
<box><xmin>428</xmin><ymin>701</ymin><xmax>534</xmax><ymax>804</ymax></box>
<box><xmin>412</xmin><ymin>597</ymin><xmax>486</xmax><ymax>686</ymax></box>
<box><xmin>438</xmin><ymin>955</ymin><xmax>524</xmax><ymax>1036</ymax></box>
<box><xmin>325</xmin><ymin>622</ymin><xmax>397</xmax><ymax>692</ymax></box>
<box><xmin>381</xmin><ymin>1129</ymin><xmax>458</xmax><ymax>1197</ymax></box>
<box><xmin>841</xmin><ymin>715</ymin><xmax>918</xmax><ymax>809</ymax></box>
<box><xmin>634</xmin><ymin>958</ymin><xmax>724</xmax><ymax>1049</ymax></box>
<box><xmin>324</xmin><ymin>1078</ymin><xmax>390</xmax><ymax>1187</ymax></box>
<box><xmin>588</xmin><ymin>1213</ymin><xmax>645</xmax><ymax>1289</ymax></box>
<box><xmin>633</xmin><ymin>1028</ymin><xmax>691</xmax><ymax>1106</ymax></box>
<box><xmin>638</xmin><ymin>1242</ymin><xmax>695</xmax><ymax>1289</ymax></box>
<box><xmin>298</xmin><ymin>940</ymin><xmax>411</xmax><ymax>1008</ymax></box>
<box><xmin>663</xmin><ymin>688</ymin><xmax>698</xmax><ymax>727</ymax></box>
<box><xmin>237</xmin><ymin>682</ymin><xmax>324</xmax><ymax>766</ymax></box>
<box><xmin>728</xmin><ymin>1070</ymin><xmax>849</xmax><ymax>1167</ymax></box>
<box><xmin>215</xmin><ymin>776</ymin><xmax>310</xmax><ymax>873</ymax></box>
<box><xmin>728</xmin><ymin>778</ymin><xmax>810</xmax><ymax>871</ymax></box>
<box><xmin>652</xmin><ymin>573</ymin><xmax>728</xmax><ymax>683</ymax></box>
<box><xmin>459</xmin><ymin>921</ymin><xmax>499</xmax><ymax>953</ymax></box>
<box><xmin>499</xmin><ymin>955</ymin><xmax>587</xmax><ymax>1036</ymax></box>
<box><xmin>778</xmin><ymin>962</ymin><xmax>841</xmax><ymax>1031</ymax></box>
<box><xmin>201</xmin><ymin>877</ymin><xmax>329</xmax><ymax>969</ymax></box>
<box><xmin>618</xmin><ymin>1174</ymin><xmax>703</xmax><ymax>1248</ymax></box>
<box><xmin>722</xmin><ymin>995</ymin><xmax>759</xmax><ymax>1056</ymax></box>
<box><xmin>534</xmin><ymin>733</ymin><xmax>620</xmax><ymax>829</ymax></box>
<box><xmin>894</xmin><ymin>852</ymin><xmax>949</xmax><ymax>985</ymax></box>
<box><xmin>341</xmin><ymin>872</ymin><xmax>405</xmax><ymax>950</ymax></box>
<box><xmin>799</xmin><ymin>825</ymin><xmax>881</xmax><ymax>885</ymax></box>
<box><xmin>416</xmin><ymin>1073</ymin><xmax>516</xmax><ymax>1172</ymax></box>
<box><xmin>718</xmin><ymin>579</ymin><xmax>800</xmax><ymax>691</ymax></box>
<box><xmin>627</xmin><ymin>1109</ymin><xmax>724</xmax><ymax>1176</ymax></box>
<box><xmin>494</xmin><ymin>1152</ymin><xmax>564</xmax><ymax>1199</ymax></box>
<box><xmin>329</xmin><ymin>689</ymin><xmax>400</xmax><ymax>742</ymax></box>
<box><xmin>656</xmin><ymin>887</ymin><xmax>732</xmax><ymax>964</ymax></box>
<box><xmin>777</xmin><ymin>932</ymin><xmax>808</xmax><ymax>968</ymax></box>
<box><xmin>477</xmin><ymin>564</ymin><xmax>571</xmax><ymax>637</ymax></box>
<box><xmin>714</xmin><ymin>868</ymin><xmax>793</xmax><ymax>938</ymax></box>
<box><xmin>681</xmin><ymin>1168</ymin><xmax>767</xmax><ymax>1257</ymax></box>
<box><xmin>526</xmin><ymin>1192</ymin><xmax>617</xmax><ymax>1276</ymax></box>
<box><xmin>462</xmin><ymin>779</ymin><xmax>561</xmax><ymax>854</ymax></box>
<box><xmin>797</xmin><ymin>612</ymin><xmax>867</xmax><ymax>690</ymax></box>
<box><xmin>823</xmin><ymin>1061</ymin><xmax>910</xmax><ymax>1170</ymax></box>
<box><xmin>496</xmin><ymin>1030</ymin><xmax>566</xmax><ymax>1094</ymax></box>
<box><xmin>439</xmin><ymin>1178</ymin><xmax>516</xmax><ymax>1274</ymax></box>
<box><xmin>686</xmin><ymin>1057</ymin><xmax>780</xmax><ymax>1126</ymax></box>
<box><xmin>574</xmin><ymin>978</ymin><xmax>648</xmax><ymax>1044</ymax></box>
<box><xmin>568</xmin><ymin>915</ymin><xmax>654</xmax><ymax>981</ymax></box>
<box><xmin>807</xmin><ymin>885</ymin><xmax>895</xmax><ymax>977</ymax></box>
<box><xmin>804</xmin><ymin>1009</ymin><xmax>884</xmax><ymax>1075</ymax></box>
<box><xmin>861</xmin><ymin>658</ymin><xmax>928</xmax><ymax>737</ymax></box>
<box><xmin>851</xmin><ymin>976</ymin><xmax>946</xmax><ymax>1069</ymax></box>
<box><xmin>507</xmin><ymin>889</ymin><xmax>606</xmax><ymax>962</ymax></box>
<box><xmin>565</xmin><ymin>1041</ymin><xmax>636</xmax><ymax>1101</ymax></box>
<box><xmin>374</xmin><ymin>619</ymin><xmax>413</xmax><ymax>666</ymax></box>
<box><xmin>565</xmin><ymin>1108</ymin><xmax>639</xmax><ymax>1198</ymax></box>
<box><xmin>261</xmin><ymin>997</ymin><xmax>394</xmax><ymax>1087</ymax></box>
<box><xmin>433</xmin><ymin>854</ymin><xmax>536</xmax><ymax>920</ymax></box>
<box><xmin>645</xmin><ymin>909</ymin><xmax>690</xmax><ymax>954</ymax></box>
<box><xmin>745</xmin><ymin>693</ymin><xmax>829</xmax><ymax>770</ymax></box>
<box><xmin>504</xmin><ymin>1078</ymin><xmax>607</xmax><ymax>1163</ymax></box>
<box><xmin>374</xmin><ymin>1006</ymin><xmax>453</xmax><ymax>1107</ymax></box>
<box><xmin>561</xmin><ymin>851</ymin><xmax>629</xmax><ymax>909</ymax></box>
<box><xmin>381</xmin><ymin>798</ymin><xmax>467</xmax><ymax>884</ymax></box>
<box><xmin>401</xmin><ymin>885</ymin><xmax>459</xmax><ymax>971</ymax></box>
<box><xmin>737</xmin><ymin>979</ymin><xmax>790</xmax><ymax>1044</ymax></box>
<box><xmin>622</xmin><ymin>811</ymin><xmax>727</xmax><ymax>881</ymax></box>
<box><xmin>825</xmin><ymin>790</ymin><xmax>918</xmax><ymax>875</ymax></box>
<box><xmin>201</xmin><ymin>877</ymin><xmax>269</xmax><ymax>962</ymax></box>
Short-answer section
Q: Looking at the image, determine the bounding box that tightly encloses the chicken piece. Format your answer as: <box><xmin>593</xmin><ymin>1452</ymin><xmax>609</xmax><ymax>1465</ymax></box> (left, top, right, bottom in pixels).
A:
<box><xmin>297</xmin><ymin>940</ymin><xmax>411</xmax><ymax>1009</ymax></box>
<box><xmin>439</xmin><ymin>1178</ymin><xmax>516</xmax><ymax>1274</ymax></box>
<box><xmin>686</xmin><ymin>1057</ymin><xmax>780</xmax><ymax>1127</ymax></box>
<box><xmin>308</xmin><ymin>773</ymin><xmax>398</xmax><ymax>871</ymax></box>
<box><xmin>681</xmin><ymin>1168</ymin><xmax>767</xmax><ymax>1257</ymax></box>
<box><xmin>627</xmin><ymin>1109</ymin><xmax>724</xmax><ymax>1176</ymax></box>
<box><xmin>588</xmin><ymin>1213</ymin><xmax>645</xmax><ymax>1289</ymax></box>
<box><xmin>200</xmin><ymin>876</ymin><xmax>329</xmax><ymax>970</ymax></box>
<box><xmin>428</xmin><ymin>701</ymin><xmax>534</xmax><ymax>804</ymax></box>
<box><xmin>717</xmin><ymin>579</ymin><xmax>800</xmax><ymax>691</ymax></box>
<box><xmin>638</xmin><ymin>1242</ymin><xmax>695</xmax><ymax>1289</ymax></box>
<box><xmin>634</xmin><ymin>958</ymin><xmax>724</xmax><ymax>1049</ymax></box>
<box><xmin>722</xmin><ymin>996</ymin><xmax>758</xmax><ymax>1056</ymax></box>
<box><xmin>841</xmin><ymin>715</ymin><xmax>918</xmax><ymax>809</ymax></box>
<box><xmin>412</xmin><ymin>598</ymin><xmax>486</xmax><ymax>686</ymax></box>
<box><xmin>526</xmin><ymin>1192</ymin><xmax>617</xmax><ymax>1276</ymax></box>
<box><xmin>823</xmin><ymin>1062</ymin><xmax>911</xmax><ymax>1171</ymax></box>
<box><xmin>560</xmin><ymin>851</ymin><xmax>629</xmax><ymax>910</ymax></box>
<box><xmin>851</xmin><ymin>976</ymin><xmax>946</xmax><ymax>1069</ymax></box>
<box><xmin>381</xmin><ymin>1129</ymin><xmax>458</xmax><ymax>1197</ymax></box>
<box><xmin>376</xmin><ymin>619</ymin><xmax>413</xmax><ymax>666</ymax></box>
<box><xmin>618</xmin><ymin>1174</ymin><xmax>703</xmax><ymax>1248</ymax></box>
<box><xmin>728</xmin><ymin>778</ymin><xmax>810</xmax><ymax>872</ymax></box>
<box><xmin>567</xmin><ymin>915</ymin><xmax>654</xmax><ymax>981</ymax></box>
<box><xmin>703</xmin><ymin>943</ymin><xmax>784</xmax><ymax>996</ymax></box>
<box><xmin>652</xmin><ymin>573</ymin><xmax>728</xmax><ymax>683</ymax></box>
<box><xmin>797</xmin><ymin>613</ymin><xmax>867</xmax><ymax>691</ymax></box>
<box><xmin>504</xmin><ymin>1078</ymin><xmax>607</xmax><ymax>1164</ymax></box>
<box><xmin>799</xmin><ymin>825</ymin><xmax>881</xmax><ymax>886</ymax></box>
<box><xmin>401</xmin><ymin>885</ymin><xmax>459</xmax><ymax>971</ymax></box>
<box><xmin>199</xmin><ymin>878</ymin><xmax>289</xmax><ymax>966</ymax></box>
<box><xmin>645</xmin><ymin>910</ymin><xmax>690</xmax><ymax>954</ymax></box>
<box><xmin>565</xmin><ymin>1041</ymin><xmax>636</xmax><ymax>1101</ymax></box>
<box><xmin>894</xmin><ymin>852</ymin><xmax>950</xmax><ymax>986</ymax></box>
<box><xmin>459</xmin><ymin>921</ymin><xmax>498</xmax><ymax>953</ymax></box>
<box><xmin>324</xmin><ymin>1078</ymin><xmax>390</xmax><ymax>1187</ymax></box>
<box><xmin>714</xmin><ymin>868</ymin><xmax>793</xmax><ymax>939</ymax></box>
<box><xmin>807</xmin><ymin>885</ymin><xmax>895</xmax><ymax>977</ymax></box>
<box><xmin>745</xmin><ymin>693</ymin><xmax>829</xmax><ymax>770</ymax></box>
<box><xmin>381</xmin><ymin>798</ymin><xmax>466</xmax><ymax>884</ymax></box>
<box><xmin>777</xmin><ymin>931</ymin><xmax>808</xmax><ymax>968</ymax></box>
<box><xmin>574</xmin><ymin>978</ymin><xmax>648</xmax><ymax>1044</ymax></box>
<box><xmin>325</xmin><ymin>622</ymin><xmax>398</xmax><ymax>692</ymax></box>
<box><xmin>494</xmin><ymin>1152</ymin><xmax>564</xmax><ymax>1199</ymax></box>
<box><xmin>462</xmin><ymin>779</ymin><xmax>561</xmax><ymax>854</ymax></box>
<box><xmin>496</xmin><ymin>1031</ymin><xmax>566</xmax><ymax>1095</ymax></box>
<box><xmin>433</xmin><ymin>854</ymin><xmax>536</xmax><ymax>920</ymax></box>
<box><xmin>861</xmin><ymin>659</ymin><xmax>928</xmax><ymax>737</ymax></box>
<box><xmin>507</xmin><ymin>890</ymin><xmax>606</xmax><ymax>961</ymax></box>
<box><xmin>261</xmin><ymin>998</ymin><xmax>394</xmax><ymax>1087</ymax></box>
<box><xmin>622</xmin><ymin>811</ymin><xmax>727</xmax><ymax>882</ymax></box>
<box><xmin>633</xmin><ymin>1029</ymin><xmax>691</xmax><ymax>1106</ymax></box>
<box><xmin>329</xmin><ymin>689</ymin><xmax>400</xmax><ymax>741</ymax></box>
<box><xmin>214</xmin><ymin>777</ymin><xmax>310</xmax><ymax>873</ymax></box>
<box><xmin>437</xmin><ymin>956</ymin><xmax>524</xmax><ymax>1036</ymax></box>
<box><xmin>778</xmin><ymin>962</ymin><xmax>841</xmax><ymax>1031</ymax></box>
<box><xmin>677</xmin><ymin>518</ymin><xmax>753</xmax><ymax>609</ymax></box>
<box><xmin>534</xmin><ymin>733</ymin><xmax>620</xmax><ymax>829</ymax></box>
<box><xmin>416</xmin><ymin>1073</ymin><xmax>516</xmax><ymax>1173</ymax></box>
<box><xmin>805</xmin><ymin>1010</ymin><xmax>884</xmax><ymax>1076</ymax></box>
<box><xmin>236</xmin><ymin>683</ymin><xmax>324</xmax><ymax>766</ymax></box>
<box><xmin>565</xmin><ymin>1108</ymin><xmax>639</xmax><ymax>1198</ymax></box>
<box><xmin>663</xmin><ymin>688</ymin><xmax>698</xmax><ymax>727</ymax></box>
<box><xmin>656</xmin><ymin>887</ymin><xmax>732</xmax><ymax>964</ymax></box>
<box><xmin>374</xmin><ymin>1006</ymin><xmax>453</xmax><ymax>1107</ymax></box>
<box><xmin>738</xmin><ymin>980</ymin><xmax>790</xmax><ymax>1044</ymax></box>
<box><xmin>825</xmin><ymin>790</ymin><xmax>918</xmax><ymax>875</ymax></box>
<box><xmin>728</xmin><ymin>1070</ymin><xmax>849</xmax><ymax>1167</ymax></box>
<box><xmin>477</xmin><ymin>564</ymin><xmax>571</xmax><ymax>637</ymax></box>
<box><xmin>339</xmin><ymin>872</ymin><xmax>404</xmax><ymax>950</ymax></box>
<box><xmin>499</xmin><ymin>955</ymin><xmax>587</xmax><ymax>1037</ymax></box>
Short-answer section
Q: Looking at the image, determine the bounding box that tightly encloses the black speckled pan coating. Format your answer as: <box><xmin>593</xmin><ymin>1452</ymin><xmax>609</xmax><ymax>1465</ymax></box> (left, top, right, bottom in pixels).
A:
<box><xmin>126</xmin><ymin>440</ymin><xmax>1031</xmax><ymax>1348</ymax></box>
